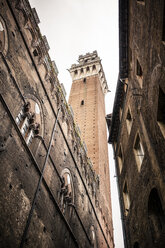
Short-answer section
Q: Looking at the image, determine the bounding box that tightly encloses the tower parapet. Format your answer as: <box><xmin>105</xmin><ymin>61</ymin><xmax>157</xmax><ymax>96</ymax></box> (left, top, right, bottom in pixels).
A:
<box><xmin>69</xmin><ymin>51</ymin><xmax>109</xmax><ymax>94</ymax></box>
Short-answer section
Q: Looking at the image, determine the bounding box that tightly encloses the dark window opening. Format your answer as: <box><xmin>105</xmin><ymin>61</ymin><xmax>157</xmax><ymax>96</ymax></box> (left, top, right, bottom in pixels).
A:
<box><xmin>81</xmin><ymin>68</ymin><xmax>83</xmax><ymax>73</ymax></box>
<box><xmin>157</xmin><ymin>87</ymin><xmax>165</xmax><ymax>123</ymax></box>
<box><xmin>87</xmin><ymin>66</ymin><xmax>90</xmax><ymax>71</ymax></box>
<box><xmin>126</xmin><ymin>108</ymin><xmax>132</xmax><ymax>134</ymax></box>
<box><xmin>127</xmin><ymin>109</ymin><xmax>132</xmax><ymax>121</ymax></box>
<box><xmin>33</xmin><ymin>49</ymin><xmax>38</xmax><ymax>57</ymax></box>
<box><xmin>119</xmin><ymin>146</ymin><xmax>123</xmax><ymax>160</ymax></box>
<box><xmin>81</xmin><ymin>100</ymin><xmax>84</xmax><ymax>106</ymax></box>
<box><xmin>134</xmin><ymin>133</ymin><xmax>144</xmax><ymax>170</ymax></box>
<box><xmin>133</xmin><ymin>242</ymin><xmax>139</xmax><ymax>248</ymax></box>
<box><xmin>74</xmin><ymin>70</ymin><xmax>78</xmax><ymax>75</ymax></box>
<box><xmin>136</xmin><ymin>59</ymin><xmax>142</xmax><ymax>76</ymax></box>
<box><xmin>148</xmin><ymin>188</ymin><xmax>165</xmax><ymax>242</ymax></box>
<box><xmin>163</xmin><ymin>3</ymin><xmax>165</xmax><ymax>41</ymax></box>
<box><xmin>83</xmin><ymin>78</ymin><xmax>86</xmax><ymax>83</ymax></box>
<box><xmin>92</xmin><ymin>65</ymin><xmax>96</xmax><ymax>70</ymax></box>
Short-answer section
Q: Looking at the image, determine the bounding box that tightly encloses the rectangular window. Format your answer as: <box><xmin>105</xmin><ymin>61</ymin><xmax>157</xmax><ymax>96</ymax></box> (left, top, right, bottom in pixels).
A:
<box><xmin>157</xmin><ymin>87</ymin><xmax>165</xmax><ymax>137</ymax></box>
<box><xmin>134</xmin><ymin>133</ymin><xmax>144</xmax><ymax>171</ymax></box>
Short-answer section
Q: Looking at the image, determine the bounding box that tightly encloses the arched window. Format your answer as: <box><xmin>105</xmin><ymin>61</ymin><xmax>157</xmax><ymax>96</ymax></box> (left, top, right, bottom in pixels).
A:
<box><xmin>60</xmin><ymin>168</ymin><xmax>74</xmax><ymax>216</ymax></box>
<box><xmin>148</xmin><ymin>188</ymin><xmax>165</xmax><ymax>242</ymax></box>
<box><xmin>133</xmin><ymin>242</ymin><xmax>139</xmax><ymax>248</ymax></box>
<box><xmin>0</xmin><ymin>16</ymin><xmax>8</xmax><ymax>55</ymax></box>
<box><xmin>16</xmin><ymin>100</ymin><xmax>41</xmax><ymax>146</ymax></box>
<box><xmin>90</xmin><ymin>225</ymin><xmax>97</xmax><ymax>247</ymax></box>
<box><xmin>92</xmin><ymin>65</ymin><xmax>96</xmax><ymax>70</ymax></box>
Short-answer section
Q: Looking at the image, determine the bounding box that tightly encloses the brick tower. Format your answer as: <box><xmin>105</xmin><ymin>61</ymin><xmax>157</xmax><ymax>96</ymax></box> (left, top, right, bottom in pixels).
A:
<box><xmin>69</xmin><ymin>51</ymin><xmax>113</xmax><ymax>243</ymax></box>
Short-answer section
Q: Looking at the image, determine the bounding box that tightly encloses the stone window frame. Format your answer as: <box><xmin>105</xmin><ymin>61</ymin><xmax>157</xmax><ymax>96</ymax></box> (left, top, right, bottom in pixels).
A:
<box><xmin>133</xmin><ymin>132</ymin><xmax>144</xmax><ymax>172</ymax></box>
<box><xmin>123</xmin><ymin>180</ymin><xmax>130</xmax><ymax>216</ymax></box>
<box><xmin>16</xmin><ymin>97</ymin><xmax>42</xmax><ymax>146</ymax></box>
<box><xmin>157</xmin><ymin>86</ymin><xmax>165</xmax><ymax>138</ymax></box>
<box><xmin>60</xmin><ymin>168</ymin><xmax>74</xmax><ymax>216</ymax></box>
<box><xmin>90</xmin><ymin>225</ymin><xmax>97</xmax><ymax>248</ymax></box>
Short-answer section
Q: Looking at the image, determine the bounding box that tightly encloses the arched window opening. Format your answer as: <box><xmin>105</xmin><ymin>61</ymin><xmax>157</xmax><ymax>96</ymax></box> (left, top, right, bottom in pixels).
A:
<box><xmin>60</xmin><ymin>168</ymin><xmax>74</xmax><ymax>216</ymax></box>
<box><xmin>148</xmin><ymin>188</ymin><xmax>165</xmax><ymax>242</ymax></box>
<box><xmin>81</xmin><ymin>68</ymin><xmax>84</xmax><ymax>74</ymax></box>
<box><xmin>86</xmin><ymin>66</ymin><xmax>90</xmax><ymax>72</ymax></box>
<box><xmin>74</xmin><ymin>70</ymin><xmax>78</xmax><ymax>75</ymax></box>
<box><xmin>0</xmin><ymin>16</ymin><xmax>8</xmax><ymax>55</ymax></box>
<box><xmin>92</xmin><ymin>65</ymin><xmax>96</xmax><ymax>70</ymax></box>
<box><xmin>16</xmin><ymin>100</ymin><xmax>41</xmax><ymax>146</ymax></box>
<box><xmin>90</xmin><ymin>225</ymin><xmax>97</xmax><ymax>247</ymax></box>
<box><xmin>133</xmin><ymin>242</ymin><xmax>139</xmax><ymax>248</ymax></box>
<box><xmin>33</xmin><ymin>49</ymin><xmax>38</xmax><ymax>57</ymax></box>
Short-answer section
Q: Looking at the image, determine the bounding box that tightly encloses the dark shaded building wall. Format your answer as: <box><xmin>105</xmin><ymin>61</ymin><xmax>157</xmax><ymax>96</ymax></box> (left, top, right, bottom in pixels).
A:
<box><xmin>0</xmin><ymin>0</ymin><xmax>113</xmax><ymax>247</ymax></box>
<box><xmin>109</xmin><ymin>0</ymin><xmax>165</xmax><ymax>247</ymax></box>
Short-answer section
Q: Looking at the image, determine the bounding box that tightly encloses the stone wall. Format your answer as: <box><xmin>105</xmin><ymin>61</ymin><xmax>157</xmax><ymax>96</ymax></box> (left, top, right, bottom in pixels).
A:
<box><xmin>109</xmin><ymin>0</ymin><xmax>165</xmax><ymax>247</ymax></box>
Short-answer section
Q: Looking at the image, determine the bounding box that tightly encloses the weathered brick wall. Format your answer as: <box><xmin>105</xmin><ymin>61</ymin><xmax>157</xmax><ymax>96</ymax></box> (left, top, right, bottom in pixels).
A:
<box><xmin>0</xmin><ymin>0</ymin><xmax>113</xmax><ymax>247</ymax></box>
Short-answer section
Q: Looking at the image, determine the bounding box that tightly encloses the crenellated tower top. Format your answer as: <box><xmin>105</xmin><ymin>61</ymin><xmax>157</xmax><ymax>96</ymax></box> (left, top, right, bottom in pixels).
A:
<box><xmin>69</xmin><ymin>50</ymin><xmax>109</xmax><ymax>94</ymax></box>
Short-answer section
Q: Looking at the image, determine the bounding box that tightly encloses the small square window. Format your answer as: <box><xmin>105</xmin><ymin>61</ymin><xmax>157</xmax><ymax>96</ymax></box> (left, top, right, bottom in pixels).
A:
<box><xmin>134</xmin><ymin>133</ymin><xmax>144</xmax><ymax>171</ymax></box>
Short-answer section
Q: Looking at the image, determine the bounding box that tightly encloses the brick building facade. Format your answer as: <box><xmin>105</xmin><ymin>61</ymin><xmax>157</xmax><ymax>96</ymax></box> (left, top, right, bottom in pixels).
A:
<box><xmin>0</xmin><ymin>0</ymin><xmax>114</xmax><ymax>247</ymax></box>
<box><xmin>108</xmin><ymin>0</ymin><xmax>165</xmax><ymax>247</ymax></box>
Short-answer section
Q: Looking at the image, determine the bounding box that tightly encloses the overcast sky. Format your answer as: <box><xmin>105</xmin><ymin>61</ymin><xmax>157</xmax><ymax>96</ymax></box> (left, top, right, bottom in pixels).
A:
<box><xmin>29</xmin><ymin>1</ymin><xmax>124</xmax><ymax>247</ymax></box>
